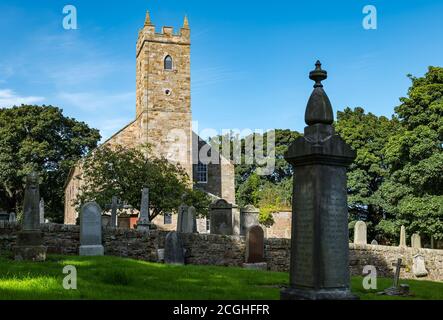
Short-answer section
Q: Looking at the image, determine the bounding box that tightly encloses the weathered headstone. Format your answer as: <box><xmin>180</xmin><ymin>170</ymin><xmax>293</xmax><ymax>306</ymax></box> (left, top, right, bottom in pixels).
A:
<box><xmin>209</xmin><ymin>199</ymin><xmax>233</xmax><ymax>235</ymax></box>
<box><xmin>79</xmin><ymin>202</ymin><xmax>104</xmax><ymax>256</ymax></box>
<box><xmin>177</xmin><ymin>205</ymin><xmax>197</xmax><ymax>233</ymax></box>
<box><xmin>39</xmin><ymin>198</ymin><xmax>45</xmax><ymax>224</ymax></box>
<box><xmin>164</xmin><ymin>231</ymin><xmax>185</xmax><ymax>265</ymax></box>
<box><xmin>354</xmin><ymin>221</ymin><xmax>367</xmax><ymax>245</ymax></box>
<box><xmin>240</xmin><ymin>205</ymin><xmax>260</xmax><ymax>236</ymax></box>
<box><xmin>280</xmin><ymin>62</ymin><xmax>357</xmax><ymax>300</ymax></box>
<box><xmin>412</xmin><ymin>254</ymin><xmax>428</xmax><ymax>277</ymax></box>
<box><xmin>399</xmin><ymin>225</ymin><xmax>407</xmax><ymax>247</ymax></box>
<box><xmin>371</xmin><ymin>239</ymin><xmax>378</xmax><ymax>245</ymax></box>
<box><xmin>243</xmin><ymin>225</ymin><xmax>267</xmax><ymax>270</ymax></box>
<box><xmin>380</xmin><ymin>258</ymin><xmax>410</xmax><ymax>296</ymax></box>
<box><xmin>105</xmin><ymin>196</ymin><xmax>124</xmax><ymax>228</ymax></box>
<box><xmin>411</xmin><ymin>233</ymin><xmax>421</xmax><ymax>249</ymax></box>
<box><xmin>136</xmin><ymin>188</ymin><xmax>151</xmax><ymax>230</ymax></box>
<box><xmin>14</xmin><ymin>172</ymin><xmax>47</xmax><ymax>261</ymax></box>
<box><xmin>9</xmin><ymin>212</ymin><xmax>16</xmax><ymax>223</ymax></box>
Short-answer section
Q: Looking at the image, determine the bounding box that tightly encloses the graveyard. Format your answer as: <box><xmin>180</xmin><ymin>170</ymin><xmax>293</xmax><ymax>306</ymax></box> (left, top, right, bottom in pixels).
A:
<box><xmin>0</xmin><ymin>3</ymin><xmax>442</xmax><ymax>307</ymax></box>
<box><xmin>1</xmin><ymin>255</ymin><xmax>443</xmax><ymax>300</ymax></box>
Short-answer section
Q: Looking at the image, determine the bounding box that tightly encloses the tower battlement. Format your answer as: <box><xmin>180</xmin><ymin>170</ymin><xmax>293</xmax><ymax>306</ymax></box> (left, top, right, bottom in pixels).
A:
<box><xmin>136</xmin><ymin>11</ymin><xmax>190</xmax><ymax>57</ymax></box>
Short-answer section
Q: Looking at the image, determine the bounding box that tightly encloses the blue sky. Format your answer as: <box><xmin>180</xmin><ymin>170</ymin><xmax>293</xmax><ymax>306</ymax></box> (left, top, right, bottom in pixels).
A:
<box><xmin>0</xmin><ymin>0</ymin><xmax>442</xmax><ymax>141</ymax></box>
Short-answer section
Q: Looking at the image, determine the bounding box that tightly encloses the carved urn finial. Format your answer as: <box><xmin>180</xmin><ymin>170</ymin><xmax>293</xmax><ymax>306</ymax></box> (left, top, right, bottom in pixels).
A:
<box><xmin>305</xmin><ymin>60</ymin><xmax>334</xmax><ymax>126</ymax></box>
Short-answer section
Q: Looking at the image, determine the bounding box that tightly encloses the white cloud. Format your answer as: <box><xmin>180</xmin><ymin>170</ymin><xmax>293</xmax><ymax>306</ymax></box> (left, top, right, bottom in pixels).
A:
<box><xmin>0</xmin><ymin>89</ymin><xmax>45</xmax><ymax>107</ymax></box>
<box><xmin>56</xmin><ymin>91</ymin><xmax>134</xmax><ymax>111</ymax></box>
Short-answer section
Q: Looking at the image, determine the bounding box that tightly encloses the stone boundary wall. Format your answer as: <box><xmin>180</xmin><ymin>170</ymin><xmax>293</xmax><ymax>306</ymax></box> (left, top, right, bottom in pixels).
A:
<box><xmin>1</xmin><ymin>222</ymin><xmax>442</xmax><ymax>281</ymax></box>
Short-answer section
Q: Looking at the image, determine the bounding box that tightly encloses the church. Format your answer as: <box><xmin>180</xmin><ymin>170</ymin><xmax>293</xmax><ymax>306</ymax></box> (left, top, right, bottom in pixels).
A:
<box><xmin>64</xmin><ymin>11</ymin><xmax>235</xmax><ymax>225</ymax></box>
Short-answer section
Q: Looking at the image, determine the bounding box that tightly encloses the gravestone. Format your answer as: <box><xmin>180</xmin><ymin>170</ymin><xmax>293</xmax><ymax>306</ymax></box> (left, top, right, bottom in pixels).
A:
<box><xmin>136</xmin><ymin>188</ymin><xmax>151</xmax><ymax>230</ymax></box>
<box><xmin>209</xmin><ymin>199</ymin><xmax>233</xmax><ymax>235</ymax></box>
<box><xmin>39</xmin><ymin>198</ymin><xmax>45</xmax><ymax>224</ymax></box>
<box><xmin>243</xmin><ymin>225</ymin><xmax>267</xmax><ymax>270</ymax></box>
<box><xmin>280</xmin><ymin>62</ymin><xmax>357</xmax><ymax>300</ymax></box>
<box><xmin>240</xmin><ymin>205</ymin><xmax>260</xmax><ymax>236</ymax></box>
<box><xmin>354</xmin><ymin>221</ymin><xmax>367</xmax><ymax>245</ymax></box>
<box><xmin>371</xmin><ymin>239</ymin><xmax>378</xmax><ymax>245</ymax></box>
<box><xmin>399</xmin><ymin>225</ymin><xmax>407</xmax><ymax>247</ymax></box>
<box><xmin>411</xmin><ymin>233</ymin><xmax>421</xmax><ymax>249</ymax></box>
<box><xmin>164</xmin><ymin>231</ymin><xmax>185</xmax><ymax>265</ymax></box>
<box><xmin>412</xmin><ymin>254</ymin><xmax>428</xmax><ymax>277</ymax></box>
<box><xmin>379</xmin><ymin>258</ymin><xmax>410</xmax><ymax>296</ymax></box>
<box><xmin>177</xmin><ymin>205</ymin><xmax>197</xmax><ymax>233</ymax></box>
<box><xmin>105</xmin><ymin>196</ymin><xmax>125</xmax><ymax>228</ymax></box>
<box><xmin>9</xmin><ymin>212</ymin><xmax>16</xmax><ymax>222</ymax></box>
<box><xmin>14</xmin><ymin>172</ymin><xmax>47</xmax><ymax>261</ymax></box>
<box><xmin>79</xmin><ymin>202</ymin><xmax>104</xmax><ymax>256</ymax></box>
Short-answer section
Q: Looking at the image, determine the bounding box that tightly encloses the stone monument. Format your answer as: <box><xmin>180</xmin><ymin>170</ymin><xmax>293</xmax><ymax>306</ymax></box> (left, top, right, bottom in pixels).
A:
<box><xmin>412</xmin><ymin>254</ymin><xmax>428</xmax><ymax>277</ymax></box>
<box><xmin>14</xmin><ymin>172</ymin><xmax>47</xmax><ymax>261</ymax></box>
<box><xmin>240</xmin><ymin>205</ymin><xmax>260</xmax><ymax>236</ymax></box>
<box><xmin>243</xmin><ymin>225</ymin><xmax>267</xmax><ymax>270</ymax></box>
<box><xmin>280</xmin><ymin>61</ymin><xmax>357</xmax><ymax>300</ymax></box>
<box><xmin>177</xmin><ymin>205</ymin><xmax>197</xmax><ymax>233</ymax></box>
<box><xmin>411</xmin><ymin>233</ymin><xmax>421</xmax><ymax>249</ymax></box>
<box><xmin>354</xmin><ymin>221</ymin><xmax>367</xmax><ymax>245</ymax></box>
<box><xmin>370</xmin><ymin>239</ymin><xmax>378</xmax><ymax>245</ymax></box>
<box><xmin>209</xmin><ymin>199</ymin><xmax>234</xmax><ymax>235</ymax></box>
<box><xmin>39</xmin><ymin>198</ymin><xmax>45</xmax><ymax>224</ymax></box>
<box><xmin>399</xmin><ymin>225</ymin><xmax>407</xmax><ymax>247</ymax></box>
<box><xmin>136</xmin><ymin>188</ymin><xmax>151</xmax><ymax>230</ymax></box>
<box><xmin>79</xmin><ymin>202</ymin><xmax>104</xmax><ymax>256</ymax></box>
<box><xmin>164</xmin><ymin>231</ymin><xmax>185</xmax><ymax>265</ymax></box>
<box><xmin>9</xmin><ymin>212</ymin><xmax>16</xmax><ymax>223</ymax></box>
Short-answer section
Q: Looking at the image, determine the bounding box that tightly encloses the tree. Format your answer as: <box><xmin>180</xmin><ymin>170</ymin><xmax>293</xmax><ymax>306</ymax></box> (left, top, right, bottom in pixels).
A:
<box><xmin>0</xmin><ymin>105</ymin><xmax>100</xmax><ymax>222</ymax></box>
<box><xmin>74</xmin><ymin>145</ymin><xmax>211</xmax><ymax>221</ymax></box>
<box><xmin>335</xmin><ymin>107</ymin><xmax>400</xmax><ymax>240</ymax></box>
<box><xmin>377</xmin><ymin>67</ymin><xmax>443</xmax><ymax>241</ymax></box>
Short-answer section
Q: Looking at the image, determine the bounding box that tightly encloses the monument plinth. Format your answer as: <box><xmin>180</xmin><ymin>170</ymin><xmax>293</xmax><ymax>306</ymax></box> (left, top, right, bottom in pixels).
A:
<box><xmin>14</xmin><ymin>172</ymin><xmax>47</xmax><ymax>261</ymax></box>
<box><xmin>280</xmin><ymin>61</ymin><xmax>357</xmax><ymax>300</ymax></box>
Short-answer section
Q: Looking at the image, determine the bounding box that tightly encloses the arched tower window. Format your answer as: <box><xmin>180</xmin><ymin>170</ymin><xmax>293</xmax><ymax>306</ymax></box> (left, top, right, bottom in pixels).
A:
<box><xmin>164</xmin><ymin>55</ymin><xmax>173</xmax><ymax>70</ymax></box>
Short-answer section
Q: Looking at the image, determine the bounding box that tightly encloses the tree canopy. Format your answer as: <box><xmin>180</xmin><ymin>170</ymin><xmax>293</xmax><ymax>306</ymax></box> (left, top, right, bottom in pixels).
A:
<box><xmin>0</xmin><ymin>105</ymin><xmax>100</xmax><ymax>222</ymax></box>
<box><xmin>74</xmin><ymin>145</ymin><xmax>211</xmax><ymax>221</ymax></box>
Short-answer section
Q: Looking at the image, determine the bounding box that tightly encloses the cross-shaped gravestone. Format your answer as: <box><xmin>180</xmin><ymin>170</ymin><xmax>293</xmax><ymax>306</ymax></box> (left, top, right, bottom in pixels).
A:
<box><xmin>104</xmin><ymin>196</ymin><xmax>124</xmax><ymax>228</ymax></box>
<box><xmin>392</xmin><ymin>258</ymin><xmax>406</xmax><ymax>288</ymax></box>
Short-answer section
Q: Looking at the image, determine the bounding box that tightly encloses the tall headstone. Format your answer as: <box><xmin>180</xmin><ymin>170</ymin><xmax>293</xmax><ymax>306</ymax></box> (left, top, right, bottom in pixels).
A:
<box><xmin>39</xmin><ymin>198</ymin><xmax>45</xmax><ymax>224</ymax></box>
<box><xmin>411</xmin><ymin>233</ymin><xmax>421</xmax><ymax>249</ymax></box>
<box><xmin>177</xmin><ymin>205</ymin><xmax>197</xmax><ymax>233</ymax></box>
<box><xmin>280</xmin><ymin>62</ymin><xmax>357</xmax><ymax>300</ymax></box>
<box><xmin>209</xmin><ymin>199</ymin><xmax>234</xmax><ymax>235</ymax></box>
<box><xmin>399</xmin><ymin>225</ymin><xmax>407</xmax><ymax>247</ymax></box>
<box><xmin>79</xmin><ymin>202</ymin><xmax>104</xmax><ymax>256</ymax></box>
<box><xmin>245</xmin><ymin>225</ymin><xmax>265</xmax><ymax>263</ymax></box>
<box><xmin>353</xmin><ymin>221</ymin><xmax>367</xmax><ymax>245</ymax></box>
<box><xmin>164</xmin><ymin>231</ymin><xmax>185</xmax><ymax>265</ymax></box>
<box><xmin>240</xmin><ymin>205</ymin><xmax>260</xmax><ymax>236</ymax></box>
<box><xmin>14</xmin><ymin>172</ymin><xmax>47</xmax><ymax>261</ymax></box>
<box><xmin>9</xmin><ymin>212</ymin><xmax>16</xmax><ymax>223</ymax></box>
<box><xmin>136</xmin><ymin>188</ymin><xmax>151</xmax><ymax>230</ymax></box>
<box><xmin>110</xmin><ymin>196</ymin><xmax>118</xmax><ymax>228</ymax></box>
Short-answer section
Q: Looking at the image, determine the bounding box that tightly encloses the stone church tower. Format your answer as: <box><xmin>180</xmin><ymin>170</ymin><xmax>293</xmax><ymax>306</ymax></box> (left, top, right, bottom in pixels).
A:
<box><xmin>64</xmin><ymin>12</ymin><xmax>235</xmax><ymax>225</ymax></box>
<box><xmin>135</xmin><ymin>12</ymin><xmax>192</xmax><ymax>177</ymax></box>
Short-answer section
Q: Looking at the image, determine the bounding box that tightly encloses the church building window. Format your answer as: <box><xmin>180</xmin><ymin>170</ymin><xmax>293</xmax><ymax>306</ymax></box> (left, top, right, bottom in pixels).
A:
<box><xmin>164</xmin><ymin>55</ymin><xmax>173</xmax><ymax>70</ymax></box>
<box><xmin>197</xmin><ymin>162</ymin><xmax>208</xmax><ymax>183</ymax></box>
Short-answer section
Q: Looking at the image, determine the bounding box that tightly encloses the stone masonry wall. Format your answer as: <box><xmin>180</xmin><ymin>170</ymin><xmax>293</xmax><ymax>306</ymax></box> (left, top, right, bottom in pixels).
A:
<box><xmin>1</xmin><ymin>222</ymin><xmax>442</xmax><ymax>281</ymax></box>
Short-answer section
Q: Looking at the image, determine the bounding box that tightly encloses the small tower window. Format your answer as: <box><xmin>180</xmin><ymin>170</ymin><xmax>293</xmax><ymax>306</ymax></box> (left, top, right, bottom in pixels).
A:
<box><xmin>164</xmin><ymin>55</ymin><xmax>173</xmax><ymax>70</ymax></box>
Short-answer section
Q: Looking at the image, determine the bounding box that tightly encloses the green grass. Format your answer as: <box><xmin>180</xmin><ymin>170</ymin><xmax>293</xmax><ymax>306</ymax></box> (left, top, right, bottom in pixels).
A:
<box><xmin>0</xmin><ymin>255</ymin><xmax>442</xmax><ymax>300</ymax></box>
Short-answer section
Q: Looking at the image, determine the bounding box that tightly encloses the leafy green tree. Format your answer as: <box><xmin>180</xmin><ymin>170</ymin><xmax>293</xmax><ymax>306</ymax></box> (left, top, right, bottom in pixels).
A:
<box><xmin>0</xmin><ymin>105</ymin><xmax>100</xmax><ymax>222</ymax></box>
<box><xmin>74</xmin><ymin>145</ymin><xmax>211</xmax><ymax>221</ymax></box>
<box><xmin>377</xmin><ymin>67</ymin><xmax>443</xmax><ymax>241</ymax></box>
<box><xmin>335</xmin><ymin>107</ymin><xmax>400</xmax><ymax>240</ymax></box>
